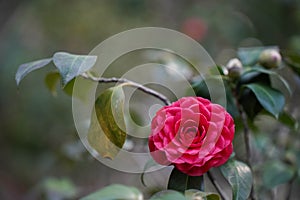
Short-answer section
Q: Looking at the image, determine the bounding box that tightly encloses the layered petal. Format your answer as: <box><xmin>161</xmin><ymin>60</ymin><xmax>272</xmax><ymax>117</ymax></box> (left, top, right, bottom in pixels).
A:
<box><xmin>148</xmin><ymin>97</ymin><xmax>235</xmax><ymax>176</ymax></box>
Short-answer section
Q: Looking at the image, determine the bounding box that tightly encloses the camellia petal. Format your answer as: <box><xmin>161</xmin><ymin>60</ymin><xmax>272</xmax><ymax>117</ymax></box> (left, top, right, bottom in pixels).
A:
<box><xmin>148</xmin><ymin>97</ymin><xmax>235</xmax><ymax>176</ymax></box>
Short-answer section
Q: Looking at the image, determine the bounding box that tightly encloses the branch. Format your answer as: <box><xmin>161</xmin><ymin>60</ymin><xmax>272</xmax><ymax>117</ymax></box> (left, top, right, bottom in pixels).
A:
<box><xmin>286</xmin><ymin>171</ymin><xmax>297</xmax><ymax>200</ymax></box>
<box><xmin>80</xmin><ymin>73</ymin><xmax>171</xmax><ymax>106</ymax></box>
<box><xmin>238</xmin><ymin>106</ymin><xmax>251</xmax><ymax>166</ymax></box>
<box><xmin>231</xmin><ymin>86</ymin><xmax>256</xmax><ymax>200</ymax></box>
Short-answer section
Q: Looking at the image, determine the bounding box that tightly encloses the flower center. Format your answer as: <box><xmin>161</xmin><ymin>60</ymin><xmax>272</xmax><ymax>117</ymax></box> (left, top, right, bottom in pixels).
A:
<box><xmin>185</xmin><ymin>127</ymin><xmax>197</xmax><ymax>139</ymax></box>
<box><xmin>179</xmin><ymin>126</ymin><xmax>199</xmax><ymax>146</ymax></box>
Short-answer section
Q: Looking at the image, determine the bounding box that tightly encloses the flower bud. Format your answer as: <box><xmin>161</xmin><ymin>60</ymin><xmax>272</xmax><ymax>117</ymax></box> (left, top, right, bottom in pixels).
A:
<box><xmin>226</xmin><ymin>58</ymin><xmax>243</xmax><ymax>78</ymax></box>
<box><xmin>259</xmin><ymin>49</ymin><xmax>282</xmax><ymax>69</ymax></box>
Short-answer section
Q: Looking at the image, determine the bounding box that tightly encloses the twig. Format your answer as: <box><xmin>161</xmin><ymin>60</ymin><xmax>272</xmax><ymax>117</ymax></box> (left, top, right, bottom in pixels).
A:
<box><xmin>231</xmin><ymin>86</ymin><xmax>256</xmax><ymax>200</ymax></box>
<box><xmin>286</xmin><ymin>172</ymin><xmax>296</xmax><ymax>200</ymax></box>
<box><xmin>207</xmin><ymin>171</ymin><xmax>226</xmax><ymax>200</ymax></box>
<box><xmin>238</xmin><ymin>106</ymin><xmax>251</xmax><ymax>166</ymax></box>
<box><xmin>80</xmin><ymin>72</ymin><xmax>171</xmax><ymax>106</ymax></box>
<box><xmin>238</xmin><ymin>106</ymin><xmax>256</xmax><ymax>200</ymax></box>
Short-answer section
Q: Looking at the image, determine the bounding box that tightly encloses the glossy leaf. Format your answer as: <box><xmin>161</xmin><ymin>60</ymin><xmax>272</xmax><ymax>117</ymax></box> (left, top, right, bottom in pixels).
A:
<box><xmin>150</xmin><ymin>190</ymin><xmax>185</xmax><ymax>200</ymax></box>
<box><xmin>282</xmin><ymin>50</ymin><xmax>300</xmax><ymax>76</ymax></box>
<box><xmin>167</xmin><ymin>167</ymin><xmax>204</xmax><ymax>193</ymax></box>
<box><xmin>192</xmin><ymin>78</ymin><xmax>210</xmax><ymax>100</ymax></box>
<box><xmin>237</xmin><ymin>46</ymin><xmax>278</xmax><ymax>66</ymax></box>
<box><xmin>87</xmin><ymin>86</ymin><xmax>126</xmax><ymax>159</ymax></box>
<box><xmin>141</xmin><ymin>158</ymin><xmax>159</xmax><ymax>187</ymax></box>
<box><xmin>262</xmin><ymin>160</ymin><xmax>295</xmax><ymax>188</ymax></box>
<box><xmin>278</xmin><ymin>112</ymin><xmax>298</xmax><ymax>130</ymax></box>
<box><xmin>220</xmin><ymin>160</ymin><xmax>252</xmax><ymax>200</ymax></box>
<box><xmin>244</xmin><ymin>83</ymin><xmax>285</xmax><ymax>118</ymax></box>
<box><xmin>192</xmin><ymin>77</ymin><xmax>238</xmax><ymax>117</ymax></box>
<box><xmin>16</xmin><ymin>58</ymin><xmax>52</xmax><ymax>86</ymax></box>
<box><xmin>185</xmin><ymin>189</ymin><xmax>220</xmax><ymax>200</ymax></box>
<box><xmin>238</xmin><ymin>70</ymin><xmax>271</xmax><ymax>119</ymax></box>
<box><xmin>225</xmin><ymin>83</ymin><xmax>239</xmax><ymax>118</ymax></box>
<box><xmin>239</xmin><ymin>88</ymin><xmax>263</xmax><ymax>120</ymax></box>
<box><xmin>80</xmin><ymin>184</ymin><xmax>143</xmax><ymax>200</ymax></box>
<box><xmin>53</xmin><ymin>52</ymin><xmax>97</xmax><ymax>86</ymax></box>
<box><xmin>246</xmin><ymin>66</ymin><xmax>292</xmax><ymax>96</ymax></box>
<box><xmin>238</xmin><ymin>70</ymin><xmax>271</xmax><ymax>87</ymax></box>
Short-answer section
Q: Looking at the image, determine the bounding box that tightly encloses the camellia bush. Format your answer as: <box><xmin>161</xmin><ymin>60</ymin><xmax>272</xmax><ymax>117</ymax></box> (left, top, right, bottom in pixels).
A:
<box><xmin>15</xmin><ymin>45</ymin><xmax>300</xmax><ymax>199</ymax></box>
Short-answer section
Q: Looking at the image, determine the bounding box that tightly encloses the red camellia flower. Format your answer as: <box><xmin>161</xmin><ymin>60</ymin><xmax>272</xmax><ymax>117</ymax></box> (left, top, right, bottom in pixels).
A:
<box><xmin>181</xmin><ymin>18</ymin><xmax>208</xmax><ymax>41</ymax></box>
<box><xmin>148</xmin><ymin>97</ymin><xmax>234</xmax><ymax>176</ymax></box>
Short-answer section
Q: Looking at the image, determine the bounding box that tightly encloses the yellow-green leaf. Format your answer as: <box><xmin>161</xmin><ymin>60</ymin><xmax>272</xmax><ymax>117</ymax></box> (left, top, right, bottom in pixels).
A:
<box><xmin>45</xmin><ymin>72</ymin><xmax>60</xmax><ymax>96</ymax></box>
<box><xmin>88</xmin><ymin>86</ymin><xmax>126</xmax><ymax>159</ymax></box>
<box><xmin>63</xmin><ymin>78</ymin><xmax>75</xmax><ymax>96</ymax></box>
<box><xmin>44</xmin><ymin>71</ymin><xmax>75</xmax><ymax>97</ymax></box>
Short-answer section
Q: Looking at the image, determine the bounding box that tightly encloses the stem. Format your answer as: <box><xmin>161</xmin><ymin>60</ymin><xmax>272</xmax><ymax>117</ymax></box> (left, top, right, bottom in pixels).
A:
<box><xmin>81</xmin><ymin>73</ymin><xmax>171</xmax><ymax>106</ymax></box>
<box><xmin>231</xmin><ymin>86</ymin><xmax>256</xmax><ymax>200</ymax></box>
<box><xmin>238</xmin><ymin>106</ymin><xmax>252</xmax><ymax>166</ymax></box>
<box><xmin>286</xmin><ymin>172</ymin><xmax>296</xmax><ymax>200</ymax></box>
<box><xmin>238</xmin><ymin>106</ymin><xmax>256</xmax><ymax>200</ymax></box>
<box><xmin>207</xmin><ymin>171</ymin><xmax>226</xmax><ymax>200</ymax></box>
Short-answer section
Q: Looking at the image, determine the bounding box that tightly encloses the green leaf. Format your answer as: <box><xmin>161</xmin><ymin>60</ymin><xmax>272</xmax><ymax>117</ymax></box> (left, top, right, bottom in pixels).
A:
<box><xmin>244</xmin><ymin>83</ymin><xmax>285</xmax><ymax>118</ymax></box>
<box><xmin>16</xmin><ymin>58</ymin><xmax>52</xmax><ymax>86</ymax></box>
<box><xmin>238</xmin><ymin>69</ymin><xmax>271</xmax><ymax>87</ymax></box>
<box><xmin>63</xmin><ymin>78</ymin><xmax>75</xmax><ymax>96</ymax></box>
<box><xmin>150</xmin><ymin>190</ymin><xmax>185</xmax><ymax>200</ymax></box>
<box><xmin>237</xmin><ymin>46</ymin><xmax>278</xmax><ymax>66</ymax></box>
<box><xmin>262</xmin><ymin>160</ymin><xmax>295</xmax><ymax>189</ymax></box>
<box><xmin>225</xmin><ymin>83</ymin><xmax>239</xmax><ymax>118</ymax></box>
<box><xmin>87</xmin><ymin>86</ymin><xmax>126</xmax><ymax>159</ymax></box>
<box><xmin>150</xmin><ymin>189</ymin><xmax>221</xmax><ymax>200</ymax></box>
<box><xmin>45</xmin><ymin>72</ymin><xmax>60</xmax><ymax>96</ymax></box>
<box><xmin>185</xmin><ymin>189</ymin><xmax>220</xmax><ymax>200</ymax></box>
<box><xmin>220</xmin><ymin>160</ymin><xmax>252</xmax><ymax>200</ymax></box>
<box><xmin>45</xmin><ymin>72</ymin><xmax>75</xmax><ymax>97</ymax></box>
<box><xmin>42</xmin><ymin>177</ymin><xmax>77</xmax><ymax>199</ymax></box>
<box><xmin>141</xmin><ymin>158</ymin><xmax>159</xmax><ymax>187</ymax></box>
<box><xmin>167</xmin><ymin>167</ymin><xmax>204</xmax><ymax>193</ymax></box>
<box><xmin>278</xmin><ymin>112</ymin><xmax>298</xmax><ymax>130</ymax></box>
<box><xmin>192</xmin><ymin>77</ymin><xmax>238</xmax><ymax>116</ymax></box>
<box><xmin>53</xmin><ymin>52</ymin><xmax>97</xmax><ymax>86</ymax></box>
<box><xmin>80</xmin><ymin>184</ymin><xmax>143</xmax><ymax>200</ymax></box>
<box><xmin>238</xmin><ymin>71</ymin><xmax>271</xmax><ymax>119</ymax></box>
<box><xmin>282</xmin><ymin>50</ymin><xmax>300</xmax><ymax>76</ymax></box>
<box><xmin>246</xmin><ymin>67</ymin><xmax>292</xmax><ymax>96</ymax></box>
<box><xmin>192</xmin><ymin>78</ymin><xmax>210</xmax><ymax>100</ymax></box>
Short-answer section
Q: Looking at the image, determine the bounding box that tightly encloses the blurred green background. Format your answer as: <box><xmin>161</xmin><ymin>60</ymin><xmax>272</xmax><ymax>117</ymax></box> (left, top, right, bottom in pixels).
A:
<box><xmin>1</xmin><ymin>0</ymin><xmax>300</xmax><ymax>199</ymax></box>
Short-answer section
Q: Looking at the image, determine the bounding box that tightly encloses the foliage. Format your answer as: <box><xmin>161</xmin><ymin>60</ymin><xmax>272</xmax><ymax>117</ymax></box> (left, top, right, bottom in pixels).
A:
<box><xmin>79</xmin><ymin>184</ymin><xmax>220</xmax><ymax>200</ymax></box>
<box><xmin>15</xmin><ymin>47</ymin><xmax>300</xmax><ymax>199</ymax></box>
<box><xmin>88</xmin><ymin>86</ymin><xmax>126</xmax><ymax>159</ymax></box>
<box><xmin>167</xmin><ymin>168</ymin><xmax>204</xmax><ymax>193</ymax></box>
<box><xmin>80</xmin><ymin>184</ymin><xmax>143</xmax><ymax>200</ymax></box>
<box><xmin>39</xmin><ymin>177</ymin><xmax>78</xmax><ymax>200</ymax></box>
<box><xmin>220</xmin><ymin>159</ymin><xmax>252</xmax><ymax>200</ymax></box>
